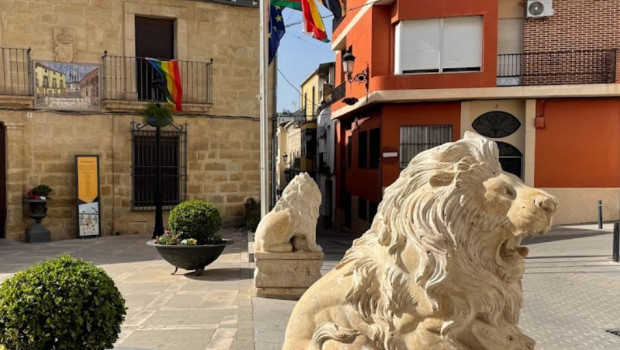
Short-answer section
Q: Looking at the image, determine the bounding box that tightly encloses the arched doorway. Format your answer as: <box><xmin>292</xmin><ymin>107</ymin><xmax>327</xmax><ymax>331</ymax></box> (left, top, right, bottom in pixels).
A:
<box><xmin>0</xmin><ymin>123</ymin><xmax>5</xmax><ymax>238</ymax></box>
<box><xmin>471</xmin><ymin>110</ymin><xmax>524</xmax><ymax>179</ymax></box>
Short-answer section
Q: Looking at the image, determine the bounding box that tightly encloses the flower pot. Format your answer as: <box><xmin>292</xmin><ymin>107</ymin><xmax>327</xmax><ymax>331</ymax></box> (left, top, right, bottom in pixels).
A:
<box><xmin>24</xmin><ymin>199</ymin><xmax>51</xmax><ymax>243</ymax></box>
<box><xmin>145</xmin><ymin>115</ymin><xmax>172</xmax><ymax>128</ymax></box>
<box><xmin>147</xmin><ymin>239</ymin><xmax>234</xmax><ymax>276</ymax></box>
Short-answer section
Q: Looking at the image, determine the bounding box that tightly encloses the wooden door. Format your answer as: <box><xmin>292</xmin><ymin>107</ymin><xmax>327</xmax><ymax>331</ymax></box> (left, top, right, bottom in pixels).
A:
<box><xmin>135</xmin><ymin>16</ymin><xmax>175</xmax><ymax>101</ymax></box>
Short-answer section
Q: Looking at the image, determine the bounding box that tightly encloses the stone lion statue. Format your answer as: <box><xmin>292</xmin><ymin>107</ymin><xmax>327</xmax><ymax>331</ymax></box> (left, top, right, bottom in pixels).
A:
<box><xmin>254</xmin><ymin>172</ymin><xmax>322</xmax><ymax>253</ymax></box>
<box><xmin>283</xmin><ymin>132</ymin><xmax>557</xmax><ymax>350</ymax></box>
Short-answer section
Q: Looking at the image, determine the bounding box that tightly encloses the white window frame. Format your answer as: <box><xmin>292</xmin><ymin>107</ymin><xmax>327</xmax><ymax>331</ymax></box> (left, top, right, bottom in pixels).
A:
<box><xmin>395</xmin><ymin>16</ymin><xmax>483</xmax><ymax>75</ymax></box>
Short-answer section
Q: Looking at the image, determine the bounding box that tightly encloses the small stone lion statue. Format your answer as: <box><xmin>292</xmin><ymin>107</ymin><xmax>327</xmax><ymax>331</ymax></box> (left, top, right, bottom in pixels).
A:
<box><xmin>254</xmin><ymin>172</ymin><xmax>322</xmax><ymax>253</ymax></box>
<box><xmin>283</xmin><ymin>132</ymin><xmax>557</xmax><ymax>350</ymax></box>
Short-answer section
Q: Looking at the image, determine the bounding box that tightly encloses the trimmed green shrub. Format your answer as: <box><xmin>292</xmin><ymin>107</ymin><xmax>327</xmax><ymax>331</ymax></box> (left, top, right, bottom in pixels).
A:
<box><xmin>244</xmin><ymin>197</ymin><xmax>261</xmax><ymax>232</ymax></box>
<box><xmin>168</xmin><ymin>200</ymin><xmax>222</xmax><ymax>244</ymax></box>
<box><xmin>0</xmin><ymin>255</ymin><xmax>126</xmax><ymax>350</ymax></box>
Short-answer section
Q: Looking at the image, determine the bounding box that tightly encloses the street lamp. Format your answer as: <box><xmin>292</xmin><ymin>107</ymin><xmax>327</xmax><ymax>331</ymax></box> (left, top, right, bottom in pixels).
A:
<box><xmin>151</xmin><ymin>76</ymin><xmax>165</xmax><ymax>239</ymax></box>
<box><xmin>342</xmin><ymin>47</ymin><xmax>369</xmax><ymax>92</ymax></box>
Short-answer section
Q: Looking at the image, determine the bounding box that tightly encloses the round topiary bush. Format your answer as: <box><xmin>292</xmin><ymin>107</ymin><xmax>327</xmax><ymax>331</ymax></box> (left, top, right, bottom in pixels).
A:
<box><xmin>0</xmin><ymin>255</ymin><xmax>126</xmax><ymax>350</ymax></box>
<box><xmin>168</xmin><ymin>200</ymin><xmax>223</xmax><ymax>245</ymax></box>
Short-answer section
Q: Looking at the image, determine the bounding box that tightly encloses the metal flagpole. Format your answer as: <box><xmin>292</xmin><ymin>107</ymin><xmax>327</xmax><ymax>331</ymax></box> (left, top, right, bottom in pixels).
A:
<box><xmin>259</xmin><ymin>0</ymin><xmax>270</xmax><ymax>217</ymax></box>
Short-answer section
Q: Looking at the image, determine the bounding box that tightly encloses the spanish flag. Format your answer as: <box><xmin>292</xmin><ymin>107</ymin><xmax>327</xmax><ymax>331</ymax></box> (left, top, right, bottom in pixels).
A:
<box><xmin>271</xmin><ymin>0</ymin><xmax>329</xmax><ymax>43</ymax></box>
<box><xmin>145</xmin><ymin>58</ymin><xmax>183</xmax><ymax>112</ymax></box>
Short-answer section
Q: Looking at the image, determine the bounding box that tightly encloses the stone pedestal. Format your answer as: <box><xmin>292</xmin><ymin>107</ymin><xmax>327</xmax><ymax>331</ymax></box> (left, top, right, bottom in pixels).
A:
<box><xmin>26</xmin><ymin>224</ymin><xmax>51</xmax><ymax>243</ymax></box>
<box><xmin>254</xmin><ymin>251</ymin><xmax>323</xmax><ymax>300</ymax></box>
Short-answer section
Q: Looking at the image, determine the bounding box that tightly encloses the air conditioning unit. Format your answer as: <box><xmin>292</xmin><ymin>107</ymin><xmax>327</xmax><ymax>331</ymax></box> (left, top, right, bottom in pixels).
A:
<box><xmin>526</xmin><ymin>0</ymin><xmax>554</xmax><ymax>18</ymax></box>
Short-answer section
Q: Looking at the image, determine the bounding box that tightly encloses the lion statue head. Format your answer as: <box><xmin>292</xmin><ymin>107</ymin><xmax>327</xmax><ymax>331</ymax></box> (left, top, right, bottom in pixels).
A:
<box><xmin>333</xmin><ymin>132</ymin><xmax>557</xmax><ymax>349</ymax></box>
<box><xmin>276</xmin><ymin>172</ymin><xmax>321</xmax><ymax>231</ymax></box>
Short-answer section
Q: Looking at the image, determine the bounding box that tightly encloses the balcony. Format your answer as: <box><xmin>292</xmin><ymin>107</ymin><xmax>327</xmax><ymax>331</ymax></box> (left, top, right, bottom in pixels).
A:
<box><xmin>0</xmin><ymin>47</ymin><xmax>33</xmax><ymax>96</ymax></box>
<box><xmin>498</xmin><ymin>49</ymin><xmax>617</xmax><ymax>86</ymax></box>
<box><xmin>101</xmin><ymin>53</ymin><xmax>213</xmax><ymax>107</ymax></box>
<box><xmin>330</xmin><ymin>82</ymin><xmax>345</xmax><ymax>103</ymax></box>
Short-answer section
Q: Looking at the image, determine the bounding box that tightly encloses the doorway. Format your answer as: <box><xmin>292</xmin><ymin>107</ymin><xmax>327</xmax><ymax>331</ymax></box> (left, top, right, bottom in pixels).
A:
<box><xmin>135</xmin><ymin>16</ymin><xmax>175</xmax><ymax>101</ymax></box>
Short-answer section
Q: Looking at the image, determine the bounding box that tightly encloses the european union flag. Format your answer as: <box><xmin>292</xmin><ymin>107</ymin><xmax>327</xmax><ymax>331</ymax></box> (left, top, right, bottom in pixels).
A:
<box><xmin>269</xmin><ymin>5</ymin><xmax>286</xmax><ymax>64</ymax></box>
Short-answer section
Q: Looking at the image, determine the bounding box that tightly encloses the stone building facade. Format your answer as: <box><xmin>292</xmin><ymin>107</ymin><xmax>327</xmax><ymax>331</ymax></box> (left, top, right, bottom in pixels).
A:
<box><xmin>0</xmin><ymin>0</ymin><xmax>272</xmax><ymax>241</ymax></box>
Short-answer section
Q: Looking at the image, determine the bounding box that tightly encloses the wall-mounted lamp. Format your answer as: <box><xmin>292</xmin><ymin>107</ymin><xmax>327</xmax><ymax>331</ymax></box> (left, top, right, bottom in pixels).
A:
<box><xmin>342</xmin><ymin>47</ymin><xmax>369</xmax><ymax>92</ymax></box>
<box><xmin>282</xmin><ymin>152</ymin><xmax>288</xmax><ymax>164</ymax></box>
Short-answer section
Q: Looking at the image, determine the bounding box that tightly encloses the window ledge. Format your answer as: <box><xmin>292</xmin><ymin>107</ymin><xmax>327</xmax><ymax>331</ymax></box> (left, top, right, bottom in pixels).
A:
<box><xmin>0</xmin><ymin>95</ymin><xmax>34</xmax><ymax>109</ymax></box>
<box><xmin>103</xmin><ymin>99</ymin><xmax>212</xmax><ymax>115</ymax></box>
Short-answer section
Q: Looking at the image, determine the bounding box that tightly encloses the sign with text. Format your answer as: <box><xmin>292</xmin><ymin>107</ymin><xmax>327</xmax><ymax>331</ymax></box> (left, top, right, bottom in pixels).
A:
<box><xmin>76</xmin><ymin>155</ymin><xmax>100</xmax><ymax>238</ymax></box>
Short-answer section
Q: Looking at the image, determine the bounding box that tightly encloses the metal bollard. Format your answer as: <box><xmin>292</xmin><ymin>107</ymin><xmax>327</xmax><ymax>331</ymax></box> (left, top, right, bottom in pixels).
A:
<box><xmin>614</xmin><ymin>222</ymin><xmax>619</xmax><ymax>263</ymax></box>
<box><xmin>598</xmin><ymin>200</ymin><xmax>603</xmax><ymax>229</ymax></box>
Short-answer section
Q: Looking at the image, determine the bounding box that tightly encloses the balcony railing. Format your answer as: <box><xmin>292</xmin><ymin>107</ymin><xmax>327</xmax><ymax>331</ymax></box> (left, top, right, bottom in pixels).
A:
<box><xmin>498</xmin><ymin>49</ymin><xmax>617</xmax><ymax>86</ymax></box>
<box><xmin>331</xmin><ymin>82</ymin><xmax>345</xmax><ymax>103</ymax></box>
<box><xmin>0</xmin><ymin>47</ymin><xmax>33</xmax><ymax>96</ymax></box>
<box><xmin>101</xmin><ymin>53</ymin><xmax>213</xmax><ymax>104</ymax></box>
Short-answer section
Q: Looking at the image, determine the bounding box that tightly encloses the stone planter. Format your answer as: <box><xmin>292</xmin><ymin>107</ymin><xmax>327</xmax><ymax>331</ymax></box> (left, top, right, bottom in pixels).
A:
<box><xmin>147</xmin><ymin>239</ymin><xmax>234</xmax><ymax>276</ymax></box>
<box><xmin>145</xmin><ymin>115</ymin><xmax>172</xmax><ymax>128</ymax></box>
<box><xmin>24</xmin><ymin>199</ymin><xmax>51</xmax><ymax>243</ymax></box>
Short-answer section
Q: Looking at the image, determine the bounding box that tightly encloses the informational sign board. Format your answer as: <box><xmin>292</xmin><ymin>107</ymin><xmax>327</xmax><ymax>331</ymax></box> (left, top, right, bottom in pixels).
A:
<box><xmin>76</xmin><ymin>155</ymin><xmax>101</xmax><ymax>238</ymax></box>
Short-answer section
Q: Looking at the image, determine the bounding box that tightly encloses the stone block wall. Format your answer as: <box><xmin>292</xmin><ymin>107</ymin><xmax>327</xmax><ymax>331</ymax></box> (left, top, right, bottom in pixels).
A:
<box><xmin>0</xmin><ymin>109</ymin><xmax>263</xmax><ymax>241</ymax></box>
<box><xmin>0</xmin><ymin>0</ymin><xmax>273</xmax><ymax>241</ymax></box>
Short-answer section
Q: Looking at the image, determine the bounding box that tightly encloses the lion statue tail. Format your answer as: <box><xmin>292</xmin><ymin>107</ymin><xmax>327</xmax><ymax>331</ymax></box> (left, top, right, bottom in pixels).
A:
<box><xmin>311</xmin><ymin>322</ymin><xmax>365</xmax><ymax>349</ymax></box>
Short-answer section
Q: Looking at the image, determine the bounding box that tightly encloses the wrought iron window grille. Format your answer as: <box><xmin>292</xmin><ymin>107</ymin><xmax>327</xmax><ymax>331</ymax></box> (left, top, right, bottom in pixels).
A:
<box><xmin>130</xmin><ymin>120</ymin><xmax>187</xmax><ymax>211</ymax></box>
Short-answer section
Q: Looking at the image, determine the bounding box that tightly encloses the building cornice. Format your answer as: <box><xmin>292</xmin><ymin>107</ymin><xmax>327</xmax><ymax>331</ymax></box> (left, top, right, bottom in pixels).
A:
<box><xmin>332</xmin><ymin>84</ymin><xmax>620</xmax><ymax>118</ymax></box>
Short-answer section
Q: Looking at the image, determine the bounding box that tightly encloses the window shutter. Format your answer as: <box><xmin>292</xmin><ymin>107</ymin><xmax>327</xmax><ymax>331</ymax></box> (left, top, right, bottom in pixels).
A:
<box><xmin>396</xmin><ymin>19</ymin><xmax>440</xmax><ymax>74</ymax></box>
<box><xmin>497</xmin><ymin>18</ymin><xmax>523</xmax><ymax>54</ymax></box>
<box><xmin>441</xmin><ymin>16</ymin><xmax>482</xmax><ymax>71</ymax></box>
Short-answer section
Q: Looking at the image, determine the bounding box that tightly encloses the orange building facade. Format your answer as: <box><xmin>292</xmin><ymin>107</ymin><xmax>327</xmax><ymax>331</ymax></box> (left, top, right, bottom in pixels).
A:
<box><xmin>330</xmin><ymin>0</ymin><xmax>620</xmax><ymax>233</ymax></box>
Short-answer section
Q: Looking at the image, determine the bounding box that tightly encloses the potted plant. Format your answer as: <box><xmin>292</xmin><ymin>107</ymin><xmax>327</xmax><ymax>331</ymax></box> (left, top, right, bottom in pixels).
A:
<box><xmin>142</xmin><ymin>101</ymin><xmax>173</xmax><ymax>127</ymax></box>
<box><xmin>244</xmin><ymin>197</ymin><xmax>260</xmax><ymax>232</ymax></box>
<box><xmin>24</xmin><ymin>184</ymin><xmax>53</xmax><ymax>243</ymax></box>
<box><xmin>0</xmin><ymin>255</ymin><xmax>126</xmax><ymax>349</ymax></box>
<box><xmin>147</xmin><ymin>200</ymin><xmax>233</xmax><ymax>276</ymax></box>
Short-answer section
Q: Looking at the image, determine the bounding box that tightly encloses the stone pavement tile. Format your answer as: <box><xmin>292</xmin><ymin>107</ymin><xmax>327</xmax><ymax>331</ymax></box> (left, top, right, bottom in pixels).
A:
<box><xmin>121</xmin><ymin>328</ymin><xmax>216</xmax><ymax>350</ymax></box>
<box><xmin>205</xmin><ymin>328</ymin><xmax>237</xmax><ymax>350</ymax></box>
<box><xmin>520</xmin><ymin>228</ymin><xmax>620</xmax><ymax>350</ymax></box>
<box><xmin>253</xmin><ymin>297</ymin><xmax>297</xmax><ymax>350</ymax></box>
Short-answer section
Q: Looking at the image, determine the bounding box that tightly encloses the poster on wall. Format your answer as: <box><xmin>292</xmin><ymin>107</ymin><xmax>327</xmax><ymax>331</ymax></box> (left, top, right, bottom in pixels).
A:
<box><xmin>76</xmin><ymin>155</ymin><xmax>101</xmax><ymax>238</ymax></box>
<box><xmin>34</xmin><ymin>60</ymin><xmax>100</xmax><ymax>111</ymax></box>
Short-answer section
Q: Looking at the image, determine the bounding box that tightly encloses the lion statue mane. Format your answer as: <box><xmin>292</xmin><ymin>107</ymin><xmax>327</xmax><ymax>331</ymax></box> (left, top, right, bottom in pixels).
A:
<box><xmin>254</xmin><ymin>172</ymin><xmax>322</xmax><ymax>253</ymax></box>
<box><xmin>283</xmin><ymin>132</ymin><xmax>557</xmax><ymax>350</ymax></box>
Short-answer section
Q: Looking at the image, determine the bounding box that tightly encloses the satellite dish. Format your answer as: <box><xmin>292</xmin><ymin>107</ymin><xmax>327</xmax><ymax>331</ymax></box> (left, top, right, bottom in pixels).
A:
<box><xmin>528</xmin><ymin>1</ymin><xmax>545</xmax><ymax>16</ymax></box>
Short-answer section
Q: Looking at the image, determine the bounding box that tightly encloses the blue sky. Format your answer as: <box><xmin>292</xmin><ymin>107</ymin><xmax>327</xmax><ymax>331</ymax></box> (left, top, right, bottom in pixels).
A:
<box><xmin>275</xmin><ymin>7</ymin><xmax>336</xmax><ymax>113</ymax></box>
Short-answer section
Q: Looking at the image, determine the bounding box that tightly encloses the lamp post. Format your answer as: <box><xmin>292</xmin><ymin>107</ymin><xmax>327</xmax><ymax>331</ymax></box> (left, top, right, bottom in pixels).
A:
<box><xmin>341</xmin><ymin>48</ymin><xmax>369</xmax><ymax>106</ymax></box>
<box><xmin>151</xmin><ymin>77</ymin><xmax>165</xmax><ymax>239</ymax></box>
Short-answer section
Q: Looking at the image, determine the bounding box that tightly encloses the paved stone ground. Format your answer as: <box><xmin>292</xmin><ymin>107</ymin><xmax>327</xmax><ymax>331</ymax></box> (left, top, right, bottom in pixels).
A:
<box><xmin>1</xmin><ymin>224</ymin><xmax>620</xmax><ymax>350</ymax></box>
<box><xmin>0</xmin><ymin>228</ymin><xmax>254</xmax><ymax>350</ymax></box>
<box><xmin>520</xmin><ymin>224</ymin><xmax>620</xmax><ymax>350</ymax></box>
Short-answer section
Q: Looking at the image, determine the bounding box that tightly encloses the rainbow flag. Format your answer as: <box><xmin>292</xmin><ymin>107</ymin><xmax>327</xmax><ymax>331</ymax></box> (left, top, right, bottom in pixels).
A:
<box><xmin>145</xmin><ymin>58</ymin><xmax>183</xmax><ymax>111</ymax></box>
<box><xmin>271</xmin><ymin>0</ymin><xmax>329</xmax><ymax>43</ymax></box>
